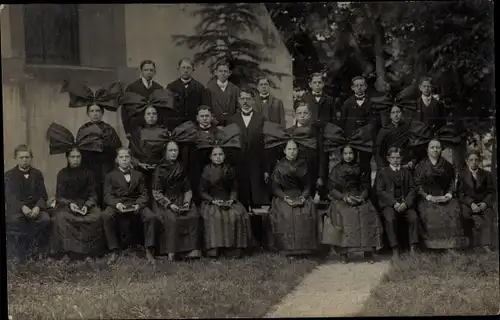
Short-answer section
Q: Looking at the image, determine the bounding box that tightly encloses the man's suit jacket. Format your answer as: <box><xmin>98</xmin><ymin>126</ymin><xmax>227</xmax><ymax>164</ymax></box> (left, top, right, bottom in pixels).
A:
<box><xmin>413</xmin><ymin>97</ymin><xmax>446</xmax><ymax>132</ymax></box>
<box><xmin>375</xmin><ymin>166</ymin><xmax>417</xmax><ymax>210</ymax></box>
<box><xmin>104</xmin><ymin>168</ymin><xmax>149</xmax><ymax>210</ymax></box>
<box><xmin>166</xmin><ymin>77</ymin><xmax>210</xmax><ymax>125</ymax></box>
<box><xmin>254</xmin><ymin>94</ymin><xmax>286</xmax><ymax>126</ymax></box>
<box><xmin>122</xmin><ymin>79</ymin><xmax>164</xmax><ymax>135</ymax></box>
<box><xmin>458</xmin><ymin>167</ymin><xmax>495</xmax><ymax>210</ymax></box>
<box><xmin>206</xmin><ymin>79</ymin><xmax>240</xmax><ymax>126</ymax></box>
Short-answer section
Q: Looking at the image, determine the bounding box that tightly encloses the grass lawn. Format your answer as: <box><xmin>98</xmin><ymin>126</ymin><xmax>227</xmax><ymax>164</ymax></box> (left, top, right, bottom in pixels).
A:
<box><xmin>357</xmin><ymin>251</ymin><xmax>499</xmax><ymax>316</ymax></box>
<box><xmin>7</xmin><ymin>251</ymin><xmax>319</xmax><ymax>319</ymax></box>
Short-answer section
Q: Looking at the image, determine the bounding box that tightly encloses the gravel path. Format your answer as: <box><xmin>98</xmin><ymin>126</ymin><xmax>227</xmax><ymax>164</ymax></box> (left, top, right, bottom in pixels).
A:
<box><xmin>266</xmin><ymin>257</ymin><xmax>391</xmax><ymax>317</ymax></box>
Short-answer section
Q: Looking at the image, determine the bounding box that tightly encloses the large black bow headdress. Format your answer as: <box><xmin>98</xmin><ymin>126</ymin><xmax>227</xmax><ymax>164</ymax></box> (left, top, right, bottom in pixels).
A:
<box><xmin>140</xmin><ymin>121</ymin><xmax>199</xmax><ymax>146</ymax></box>
<box><xmin>409</xmin><ymin>123</ymin><xmax>464</xmax><ymax>148</ymax></box>
<box><xmin>196</xmin><ymin>123</ymin><xmax>241</xmax><ymax>150</ymax></box>
<box><xmin>323</xmin><ymin>122</ymin><xmax>373</xmax><ymax>153</ymax></box>
<box><xmin>262</xmin><ymin>121</ymin><xmax>316</xmax><ymax>150</ymax></box>
<box><xmin>120</xmin><ymin>88</ymin><xmax>175</xmax><ymax>118</ymax></box>
<box><xmin>61</xmin><ymin>81</ymin><xmax>124</xmax><ymax>112</ymax></box>
<box><xmin>47</xmin><ymin>122</ymin><xmax>103</xmax><ymax>155</ymax></box>
<box><xmin>370</xmin><ymin>93</ymin><xmax>417</xmax><ymax>113</ymax></box>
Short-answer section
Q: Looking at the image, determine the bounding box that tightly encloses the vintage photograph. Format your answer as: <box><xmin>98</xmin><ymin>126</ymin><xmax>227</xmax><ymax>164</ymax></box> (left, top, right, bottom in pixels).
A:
<box><xmin>2</xmin><ymin>2</ymin><xmax>497</xmax><ymax>318</ymax></box>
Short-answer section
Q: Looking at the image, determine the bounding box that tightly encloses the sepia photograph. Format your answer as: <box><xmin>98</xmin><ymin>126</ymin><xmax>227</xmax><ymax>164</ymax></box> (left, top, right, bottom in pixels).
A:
<box><xmin>1</xmin><ymin>1</ymin><xmax>497</xmax><ymax>318</ymax></box>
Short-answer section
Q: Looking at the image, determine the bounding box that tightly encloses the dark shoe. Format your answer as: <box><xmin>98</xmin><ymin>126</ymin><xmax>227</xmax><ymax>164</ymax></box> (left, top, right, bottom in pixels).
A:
<box><xmin>145</xmin><ymin>248</ymin><xmax>156</xmax><ymax>265</ymax></box>
<box><xmin>392</xmin><ymin>247</ymin><xmax>400</xmax><ymax>260</ymax></box>
<box><xmin>341</xmin><ymin>254</ymin><xmax>348</xmax><ymax>264</ymax></box>
<box><xmin>410</xmin><ymin>245</ymin><xmax>418</xmax><ymax>255</ymax></box>
<box><xmin>364</xmin><ymin>251</ymin><xmax>375</xmax><ymax>264</ymax></box>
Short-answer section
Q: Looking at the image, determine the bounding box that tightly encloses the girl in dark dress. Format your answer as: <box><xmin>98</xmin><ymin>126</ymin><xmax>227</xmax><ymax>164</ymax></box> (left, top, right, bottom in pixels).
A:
<box><xmin>321</xmin><ymin>123</ymin><xmax>383</xmax><ymax>263</ymax></box>
<box><xmin>122</xmin><ymin>89</ymin><xmax>175</xmax><ymax>205</ymax></box>
<box><xmin>411</xmin><ymin>124</ymin><xmax>466</xmax><ymax>251</ymax></box>
<box><xmin>151</xmin><ymin>121</ymin><xmax>201</xmax><ymax>261</ymax></box>
<box><xmin>263</xmin><ymin>122</ymin><xmax>319</xmax><ymax>256</ymax></box>
<box><xmin>61</xmin><ymin>81</ymin><xmax>123</xmax><ymax>209</ymax></box>
<box><xmin>197</xmin><ymin>124</ymin><xmax>253</xmax><ymax>258</ymax></box>
<box><xmin>46</xmin><ymin>123</ymin><xmax>106</xmax><ymax>258</ymax></box>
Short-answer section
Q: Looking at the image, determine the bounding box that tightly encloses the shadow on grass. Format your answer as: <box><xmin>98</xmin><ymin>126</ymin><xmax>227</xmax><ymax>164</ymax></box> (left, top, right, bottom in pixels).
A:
<box><xmin>357</xmin><ymin>251</ymin><xmax>500</xmax><ymax>316</ymax></box>
<box><xmin>7</xmin><ymin>251</ymin><xmax>319</xmax><ymax>319</ymax></box>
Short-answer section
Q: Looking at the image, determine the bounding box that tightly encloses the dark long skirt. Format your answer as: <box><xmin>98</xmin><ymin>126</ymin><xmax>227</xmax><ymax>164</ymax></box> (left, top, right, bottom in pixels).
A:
<box><xmin>417</xmin><ymin>198</ymin><xmax>466</xmax><ymax>249</ymax></box>
<box><xmin>268</xmin><ymin>197</ymin><xmax>318</xmax><ymax>255</ymax></box>
<box><xmin>200</xmin><ymin>201</ymin><xmax>253</xmax><ymax>250</ymax></box>
<box><xmin>153</xmin><ymin>197</ymin><xmax>200</xmax><ymax>255</ymax></box>
<box><xmin>322</xmin><ymin>200</ymin><xmax>383</xmax><ymax>253</ymax></box>
<box><xmin>51</xmin><ymin>206</ymin><xmax>106</xmax><ymax>255</ymax></box>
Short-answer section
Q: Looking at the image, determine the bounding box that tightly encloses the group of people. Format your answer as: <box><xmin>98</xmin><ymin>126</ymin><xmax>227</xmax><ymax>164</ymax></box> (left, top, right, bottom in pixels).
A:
<box><xmin>5</xmin><ymin>58</ymin><xmax>496</xmax><ymax>265</ymax></box>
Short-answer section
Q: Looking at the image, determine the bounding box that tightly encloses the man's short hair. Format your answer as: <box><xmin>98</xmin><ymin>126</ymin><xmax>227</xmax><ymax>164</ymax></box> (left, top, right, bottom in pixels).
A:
<box><xmin>140</xmin><ymin>60</ymin><xmax>156</xmax><ymax>70</ymax></box>
<box><xmin>351</xmin><ymin>76</ymin><xmax>366</xmax><ymax>84</ymax></box>
<box><xmin>239</xmin><ymin>86</ymin><xmax>255</xmax><ymax>98</ymax></box>
<box><xmin>256</xmin><ymin>76</ymin><xmax>270</xmax><ymax>85</ymax></box>
<box><xmin>466</xmin><ymin>148</ymin><xmax>482</xmax><ymax>159</ymax></box>
<box><xmin>309</xmin><ymin>72</ymin><xmax>324</xmax><ymax>82</ymax></box>
<box><xmin>178</xmin><ymin>57</ymin><xmax>194</xmax><ymax>68</ymax></box>
<box><xmin>116</xmin><ymin>147</ymin><xmax>131</xmax><ymax>156</ymax></box>
<box><xmin>294</xmin><ymin>99</ymin><xmax>310</xmax><ymax>111</ymax></box>
<box><xmin>14</xmin><ymin>144</ymin><xmax>33</xmax><ymax>158</ymax></box>
<box><xmin>419</xmin><ymin>76</ymin><xmax>433</xmax><ymax>86</ymax></box>
<box><xmin>197</xmin><ymin>105</ymin><xmax>212</xmax><ymax>114</ymax></box>
<box><xmin>387</xmin><ymin>147</ymin><xmax>402</xmax><ymax>157</ymax></box>
<box><xmin>214</xmin><ymin>60</ymin><xmax>231</xmax><ymax>70</ymax></box>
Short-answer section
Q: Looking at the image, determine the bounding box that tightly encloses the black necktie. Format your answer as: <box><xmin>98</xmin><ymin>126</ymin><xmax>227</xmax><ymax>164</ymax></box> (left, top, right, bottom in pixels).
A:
<box><xmin>356</xmin><ymin>96</ymin><xmax>365</xmax><ymax>101</ymax></box>
<box><xmin>241</xmin><ymin>110</ymin><xmax>253</xmax><ymax>117</ymax></box>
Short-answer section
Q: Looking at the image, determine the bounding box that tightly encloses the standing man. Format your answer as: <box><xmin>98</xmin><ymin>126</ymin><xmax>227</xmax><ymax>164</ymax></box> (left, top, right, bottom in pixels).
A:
<box><xmin>228</xmin><ymin>87</ymin><xmax>268</xmax><ymax>247</ymax></box>
<box><xmin>254</xmin><ymin>76</ymin><xmax>286</xmax><ymax>126</ymax></box>
<box><xmin>166</xmin><ymin>57</ymin><xmax>210</xmax><ymax>129</ymax></box>
<box><xmin>121</xmin><ymin>60</ymin><xmax>163</xmax><ymax>137</ymax></box>
<box><xmin>206</xmin><ymin>61</ymin><xmax>240</xmax><ymax>126</ymax></box>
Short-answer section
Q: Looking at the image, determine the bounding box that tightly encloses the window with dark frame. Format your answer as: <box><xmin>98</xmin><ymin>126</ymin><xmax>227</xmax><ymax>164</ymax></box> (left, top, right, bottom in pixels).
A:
<box><xmin>23</xmin><ymin>4</ymin><xmax>80</xmax><ymax>65</ymax></box>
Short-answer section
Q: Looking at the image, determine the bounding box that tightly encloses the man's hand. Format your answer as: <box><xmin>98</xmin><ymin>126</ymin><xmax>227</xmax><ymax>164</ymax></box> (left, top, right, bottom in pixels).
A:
<box><xmin>264</xmin><ymin>172</ymin><xmax>270</xmax><ymax>183</ymax></box>
<box><xmin>478</xmin><ymin>202</ymin><xmax>487</xmax><ymax>212</ymax></box>
<box><xmin>407</xmin><ymin>161</ymin><xmax>414</xmax><ymax>169</ymax></box>
<box><xmin>394</xmin><ymin>202</ymin><xmax>402</xmax><ymax>212</ymax></box>
<box><xmin>426</xmin><ymin>195</ymin><xmax>436</xmax><ymax>203</ymax></box>
<box><xmin>471</xmin><ymin>203</ymin><xmax>479</xmax><ymax>213</ymax></box>
<box><xmin>31</xmin><ymin>206</ymin><xmax>40</xmax><ymax>218</ymax></box>
<box><xmin>284</xmin><ymin>196</ymin><xmax>295</xmax><ymax>207</ymax></box>
<box><xmin>22</xmin><ymin>205</ymin><xmax>32</xmax><ymax>217</ymax></box>
<box><xmin>81</xmin><ymin>206</ymin><xmax>88</xmax><ymax>216</ymax></box>
<box><xmin>212</xmin><ymin>199</ymin><xmax>223</xmax><ymax>207</ymax></box>
<box><xmin>116</xmin><ymin>203</ymin><xmax>126</xmax><ymax>212</ymax></box>
<box><xmin>226</xmin><ymin>199</ymin><xmax>234</xmax><ymax>207</ymax></box>
<box><xmin>170</xmin><ymin>204</ymin><xmax>180</xmax><ymax>212</ymax></box>
<box><xmin>133</xmin><ymin>204</ymin><xmax>140</xmax><ymax>212</ymax></box>
<box><xmin>70</xmin><ymin>203</ymin><xmax>80</xmax><ymax>213</ymax></box>
<box><xmin>399</xmin><ymin>202</ymin><xmax>407</xmax><ymax>212</ymax></box>
<box><xmin>138</xmin><ymin>163</ymin><xmax>149</xmax><ymax>170</ymax></box>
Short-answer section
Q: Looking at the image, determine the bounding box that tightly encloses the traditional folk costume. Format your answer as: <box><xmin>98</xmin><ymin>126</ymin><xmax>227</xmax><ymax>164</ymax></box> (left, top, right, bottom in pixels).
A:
<box><xmin>458</xmin><ymin>163</ymin><xmax>495</xmax><ymax>249</ymax></box>
<box><xmin>122</xmin><ymin>78</ymin><xmax>163</xmax><ymax>135</ymax></box>
<box><xmin>151</xmin><ymin>121</ymin><xmax>201</xmax><ymax>259</ymax></box>
<box><xmin>123</xmin><ymin>89</ymin><xmax>175</xmax><ymax>205</ymax></box>
<box><xmin>61</xmin><ymin>81</ymin><xmax>123</xmax><ymax>208</ymax></box>
<box><xmin>206</xmin><ymin>78</ymin><xmax>240</xmax><ymax>126</ymax></box>
<box><xmin>263</xmin><ymin>122</ymin><xmax>319</xmax><ymax>256</ymax></box>
<box><xmin>5</xmin><ymin>164</ymin><xmax>51</xmax><ymax>260</ymax></box>
<box><xmin>411</xmin><ymin>124</ymin><xmax>466</xmax><ymax>249</ymax></box>
<box><xmin>197</xmin><ymin>124</ymin><xmax>253</xmax><ymax>257</ymax></box>
<box><xmin>46</xmin><ymin>123</ymin><xmax>106</xmax><ymax>256</ymax></box>
<box><xmin>321</xmin><ymin>123</ymin><xmax>383</xmax><ymax>260</ymax></box>
<box><xmin>166</xmin><ymin>76</ymin><xmax>210</xmax><ymax>125</ymax></box>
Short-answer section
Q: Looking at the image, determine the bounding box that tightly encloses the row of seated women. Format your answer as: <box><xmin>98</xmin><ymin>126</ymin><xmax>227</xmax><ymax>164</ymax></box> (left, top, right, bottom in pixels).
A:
<box><xmin>6</xmin><ymin>114</ymin><xmax>495</xmax><ymax>265</ymax></box>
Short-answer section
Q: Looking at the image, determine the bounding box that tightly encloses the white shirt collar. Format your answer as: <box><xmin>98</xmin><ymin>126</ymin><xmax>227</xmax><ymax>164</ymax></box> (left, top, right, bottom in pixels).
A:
<box><xmin>390</xmin><ymin>165</ymin><xmax>401</xmax><ymax>171</ymax></box>
<box><xmin>296</xmin><ymin>123</ymin><xmax>303</xmax><ymax>128</ymax></box>
<box><xmin>181</xmin><ymin>77</ymin><xmax>192</xmax><ymax>84</ymax></box>
<box><xmin>142</xmin><ymin>77</ymin><xmax>152</xmax><ymax>88</ymax></box>
<box><xmin>217</xmin><ymin>79</ymin><xmax>228</xmax><ymax>87</ymax></box>
<box><xmin>260</xmin><ymin>93</ymin><xmax>270</xmax><ymax>98</ymax></box>
<box><xmin>119</xmin><ymin>167</ymin><xmax>132</xmax><ymax>173</ymax></box>
<box><xmin>469</xmin><ymin>167</ymin><xmax>479</xmax><ymax>175</ymax></box>
<box><xmin>422</xmin><ymin>94</ymin><xmax>432</xmax><ymax>101</ymax></box>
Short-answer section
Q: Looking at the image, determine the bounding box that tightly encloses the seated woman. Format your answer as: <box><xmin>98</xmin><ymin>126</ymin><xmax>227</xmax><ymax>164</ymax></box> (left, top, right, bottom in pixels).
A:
<box><xmin>46</xmin><ymin>123</ymin><xmax>106</xmax><ymax>258</ymax></box>
<box><xmin>412</xmin><ymin>126</ymin><xmax>466</xmax><ymax>251</ymax></box>
<box><xmin>197</xmin><ymin>124</ymin><xmax>253</xmax><ymax>258</ymax></box>
<box><xmin>321</xmin><ymin>123</ymin><xmax>383</xmax><ymax>263</ymax></box>
<box><xmin>263</xmin><ymin>122</ymin><xmax>318</xmax><ymax>256</ymax></box>
<box><xmin>152</xmin><ymin>121</ymin><xmax>201</xmax><ymax>261</ymax></box>
<box><xmin>458</xmin><ymin>149</ymin><xmax>494</xmax><ymax>253</ymax></box>
<box><xmin>61</xmin><ymin>81</ymin><xmax>123</xmax><ymax>209</ymax></box>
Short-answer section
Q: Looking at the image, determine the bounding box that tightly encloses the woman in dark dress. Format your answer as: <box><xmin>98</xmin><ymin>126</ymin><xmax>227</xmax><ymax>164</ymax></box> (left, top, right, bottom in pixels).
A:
<box><xmin>321</xmin><ymin>123</ymin><xmax>383</xmax><ymax>263</ymax></box>
<box><xmin>61</xmin><ymin>81</ymin><xmax>123</xmax><ymax>209</ymax></box>
<box><xmin>123</xmin><ymin>89</ymin><xmax>175</xmax><ymax>205</ymax></box>
<box><xmin>151</xmin><ymin>121</ymin><xmax>201</xmax><ymax>261</ymax></box>
<box><xmin>412</xmin><ymin>124</ymin><xmax>466</xmax><ymax>251</ymax></box>
<box><xmin>263</xmin><ymin>122</ymin><xmax>318</xmax><ymax>256</ymax></box>
<box><xmin>197</xmin><ymin>124</ymin><xmax>253</xmax><ymax>258</ymax></box>
<box><xmin>46</xmin><ymin>123</ymin><xmax>106</xmax><ymax>258</ymax></box>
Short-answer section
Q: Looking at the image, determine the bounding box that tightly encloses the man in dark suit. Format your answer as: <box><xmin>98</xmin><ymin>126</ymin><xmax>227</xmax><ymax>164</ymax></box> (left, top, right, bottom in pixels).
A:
<box><xmin>122</xmin><ymin>60</ymin><xmax>164</xmax><ymax>136</ymax></box>
<box><xmin>5</xmin><ymin>144</ymin><xmax>52</xmax><ymax>261</ymax></box>
<box><xmin>254</xmin><ymin>76</ymin><xmax>286</xmax><ymax>126</ymax></box>
<box><xmin>102</xmin><ymin>147</ymin><xmax>160</xmax><ymax>264</ymax></box>
<box><xmin>413</xmin><ymin>77</ymin><xmax>446</xmax><ymax>132</ymax></box>
<box><xmin>302</xmin><ymin>73</ymin><xmax>337</xmax><ymax>199</ymax></box>
<box><xmin>458</xmin><ymin>149</ymin><xmax>495</xmax><ymax>253</ymax></box>
<box><xmin>375</xmin><ymin>147</ymin><xmax>419</xmax><ymax>259</ymax></box>
<box><xmin>166</xmin><ymin>57</ymin><xmax>210</xmax><ymax>129</ymax></box>
<box><xmin>206</xmin><ymin>61</ymin><xmax>240</xmax><ymax>126</ymax></box>
<box><xmin>228</xmin><ymin>86</ymin><xmax>268</xmax><ymax>247</ymax></box>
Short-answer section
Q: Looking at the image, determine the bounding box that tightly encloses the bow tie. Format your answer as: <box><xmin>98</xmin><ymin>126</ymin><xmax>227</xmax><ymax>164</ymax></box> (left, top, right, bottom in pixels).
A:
<box><xmin>121</xmin><ymin>170</ymin><xmax>131</xmax><ymax>175</ymax></box>
<box><xmin>261</xmin><ymin>95</ymin><xmax>269</xmax><ymax>100</ymax></box>
<box><xmin>241</xmin><ymin>111</ymin><xmax>253</xmax><ymax>116</ymax></box>
<box><xmin>313</xmin><ymin>93</ymin><xmax>322</xmax><ymax>97</ymax></box>
<box><xmin>355</xmin><ymin>96</ymin><xmax>365</xmax><ymax>101</ymax></box>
